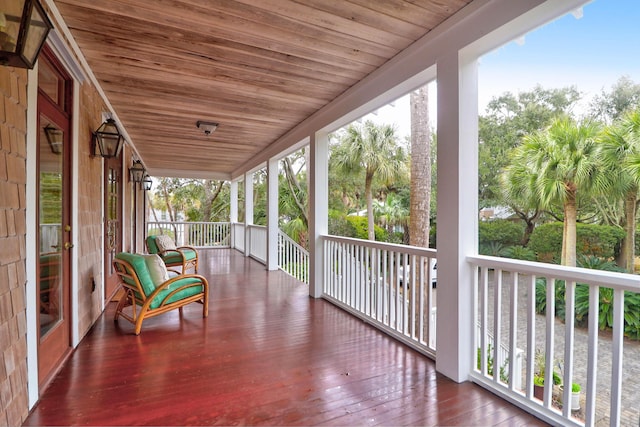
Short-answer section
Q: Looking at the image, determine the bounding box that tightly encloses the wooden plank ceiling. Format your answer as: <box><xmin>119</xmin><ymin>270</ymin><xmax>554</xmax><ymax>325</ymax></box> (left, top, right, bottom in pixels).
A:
<box><xmin>52</xmin><ymin>0</ymin><xmax>471</xmax><ymax>179</ymax></box>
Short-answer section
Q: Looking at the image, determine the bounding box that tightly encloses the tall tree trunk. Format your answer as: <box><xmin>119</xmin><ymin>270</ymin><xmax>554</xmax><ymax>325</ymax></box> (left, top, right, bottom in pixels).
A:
<box><xmin>409</xmin><ymin>85</ymin><xmax>431</xmax><ymax>248</ymax></box>
<box><xmin>410</xmin><ymin>85</ymin><xmax>432</xmax><ymax>342</ymax></box>
<box><xmin>620</xmin><ymin>191</ymin><xmax>637</xmax><ymax>273</ymax></box>
<box><xmin>202</xmin><ymin>180</ymin><xmax>224</xmax><ymax>222</ymax></box>
<box><xmin>365</xmin><ymin>172</ymin><xmax>375</xmax><ymax>241</ymax></box>
<box><xmin>282</xmin><ymin>157</ymin><xmax>308</xmax><ymax>227</ymax></box>
<box><xmin>146</xmin><ymin>190</ymin><xmax>160</xmax><ymax>228</ymax></box>
<box><xmin>160</xmin><ymin>179</ymin><xmax>177</xmax><ymax>238</ymax></box>
<box><xmin>563</xmin><ymin>186</ymin><xmax>577</xmax><ymax>267</ymax></box>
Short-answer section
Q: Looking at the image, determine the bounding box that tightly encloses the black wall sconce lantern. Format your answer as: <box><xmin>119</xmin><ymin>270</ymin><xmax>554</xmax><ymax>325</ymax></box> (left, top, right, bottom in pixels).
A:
<box><xmin>93</xmin><ymin>118</ymin><xmax>124</xmax><ymax>158</ymax></box>
<box><xmin>129</xmin><ymin>159</ymin><xmax>145</xmax><ymax>183</ymax></box>
<box><xmin>44</xmin><ymin>124</ymin><xmax>62</xmax><ymax>154</ymax></box>
<box><xmin>0</xmin><ymin>0</ymin><xmax>53</xmax><ymax>69</ymax></box>
<box><xmin>142</xmin><ymin>174</ymin><xmax>152</xmax><ymax>191</ymax></box>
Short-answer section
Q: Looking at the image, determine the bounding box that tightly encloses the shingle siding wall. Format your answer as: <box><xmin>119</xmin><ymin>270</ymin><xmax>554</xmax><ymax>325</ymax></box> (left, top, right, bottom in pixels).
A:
<box><xmin>76</xmin><ymin>84</ymin><xmax>107</xmax><ymax>336</ymax></box>
<box><xmin>0</xmin><ymin>66</ymin><xmax>29</xmax><ymax>427</ymax></box>
<box><xmin>0</xmin><ymin>64</ymin><xmax>115</xmax><ymax>425</ymax></box>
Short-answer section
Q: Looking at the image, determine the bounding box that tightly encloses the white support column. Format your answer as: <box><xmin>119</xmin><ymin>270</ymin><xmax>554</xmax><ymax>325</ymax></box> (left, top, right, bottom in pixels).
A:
<box><xmin>244</xmin><ymin>172</ymin><xmax>254</xmax><ymax>257</ymax></box>
<box><xmin>309</xmin><ymin>132</ymin><xmax>328</xmax><ymax>298</ymax></box>
<box><xmin>25</xmin><ymin>65</ymin><xmax>39</xmax><ymax>409</ymax></box>
<box><xmin>435</xmin><ymin>50</ymin><xmax>478</xmax><ymax>383</ymax></box>
<box><xmin>230</xmin><ymin>180</ymin><xmax>238</xmax><ymax>248</ymax></box>
<box><xmin>266</xmin><ymin>157</ymin><xmax>279</xmax><ymax>270</ymax></box>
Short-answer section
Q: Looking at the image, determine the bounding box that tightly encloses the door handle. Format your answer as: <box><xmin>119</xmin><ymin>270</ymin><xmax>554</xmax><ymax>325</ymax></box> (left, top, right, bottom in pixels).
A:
<box><xmin>64</xmin><ymin>242</ymin><xmax>74</xmax><ymax>250</ymax></box>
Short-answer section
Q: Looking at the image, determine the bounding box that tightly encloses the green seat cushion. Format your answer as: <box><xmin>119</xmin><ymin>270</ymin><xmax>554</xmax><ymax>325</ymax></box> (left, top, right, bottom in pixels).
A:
<box><xmin>180</xmin><ymin>249</ymin><xmax>197</xmax><ymax>260</ymax></box>
<box><xmin>115</xmin><ymin>252</ymin><xmax>156</xmax><ymax>296</ymax></box>
<box><xmin>160</xmin><ymin>249</ymin><xmax>197</xmax><ymax>265</ymax></box>
<box><xmin>150</xmin><ymin>277</ymin><xmax>204</xmax><ymax>309</ymax></box>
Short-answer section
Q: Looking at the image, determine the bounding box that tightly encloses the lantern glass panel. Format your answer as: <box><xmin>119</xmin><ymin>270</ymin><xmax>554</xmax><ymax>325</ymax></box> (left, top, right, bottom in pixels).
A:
<box><xmin>23</xmin><ymin>4</ymin><xmax>49</xmax><ymax>65</ymax></box>
<box><xmin>0</xmin><ymin>2</ymin><xmax>24</xmax><ymax>54</ymax></box>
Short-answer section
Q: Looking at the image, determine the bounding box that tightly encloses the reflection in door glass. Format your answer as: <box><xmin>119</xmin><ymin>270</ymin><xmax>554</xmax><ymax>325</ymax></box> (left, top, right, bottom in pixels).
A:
<box><xmin>39</xmin><ymin>123</ymin><xmax>63</xmax><ymax>337</ymax></box>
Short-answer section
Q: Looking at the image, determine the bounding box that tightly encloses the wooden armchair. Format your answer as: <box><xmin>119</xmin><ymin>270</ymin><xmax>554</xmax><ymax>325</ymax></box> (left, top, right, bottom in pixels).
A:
<box><xmin>146</xmin><ymin>235</ymin><xmax>198</xmax><ymax>273</ymax></box>
<box><xmin>113</xmin><ymin>252</ymin><xmax>209</xmax><ymax>335</ymax></box>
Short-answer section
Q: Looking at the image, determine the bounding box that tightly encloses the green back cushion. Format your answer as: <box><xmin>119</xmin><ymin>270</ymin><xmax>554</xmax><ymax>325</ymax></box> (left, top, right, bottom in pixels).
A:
<box><xmin>146</xmin><ymin>236</ymin><xmax>160</xmax><ymax>254</ymax></box>
<box><xmin>115</xmin><ymin>252</ymin><xmax>155</xmax><ymax>295</ymax></box>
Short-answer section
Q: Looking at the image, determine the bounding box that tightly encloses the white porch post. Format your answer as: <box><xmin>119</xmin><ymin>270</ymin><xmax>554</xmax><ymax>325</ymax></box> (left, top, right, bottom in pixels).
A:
<box><xmin>266</xmin><ymin>157</ymin><xmax>279</xmax><ymax>270</ymax></box>
<box><xmin>230</xmin><ymin>180</ymin><xmax>238</xmax><ymax>248</ymax></box>
<box><xmin>435</xmin><ymin>51</ymin><xmax>478</xmax><ymax>382</ymax></box>
<box><xmin>244</xmin><ymin>172</ymin><xmax>254</xmax><ymax>257</ymax></box>
<box><xmin>309</xmin><ymin>132</ymin><xmax>328</xmax><ymax>298</ymax></box>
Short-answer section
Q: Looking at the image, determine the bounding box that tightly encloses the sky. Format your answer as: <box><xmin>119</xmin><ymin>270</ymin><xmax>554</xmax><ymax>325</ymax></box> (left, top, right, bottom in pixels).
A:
<box><xmin>478</xmin><ymin>0</ymin><xmax>640</xmax><ymax>114</ymax></box>
<box><xmin>364</xmin><ymin>0</ymin><xmax>640</xmax><ymax>140</ymax></box>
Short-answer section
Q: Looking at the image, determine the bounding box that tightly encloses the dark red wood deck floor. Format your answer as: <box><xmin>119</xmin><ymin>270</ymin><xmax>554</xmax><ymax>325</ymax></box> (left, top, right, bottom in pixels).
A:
<box><xmin>24</xmin><ymin>249</ymin><xmax>547</xmax><ymax>426</ymax></box>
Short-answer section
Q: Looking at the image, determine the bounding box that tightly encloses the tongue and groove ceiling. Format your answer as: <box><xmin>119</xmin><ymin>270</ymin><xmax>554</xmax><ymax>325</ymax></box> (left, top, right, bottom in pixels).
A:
<box><xmin>52</xmin><ymin>0</ymin><xmax>470</xmax><ymax>179</ymax></box>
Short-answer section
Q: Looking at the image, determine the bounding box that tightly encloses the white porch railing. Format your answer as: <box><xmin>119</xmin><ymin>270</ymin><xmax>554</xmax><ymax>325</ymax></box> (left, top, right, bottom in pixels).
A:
<box><xmin>232</xmin><ymin>222</ymin><xmax>245</xmax><ymax>252</ymax></box>
<box><xmin>322</xmin><ymin>235</ymin><xmax>437</xmax><ymax>358</ymax></box>
<box><xmin>278</xmin><ymin>230</ymin><xmax>309</xmax><ymax>284</ymax></box>
<box><xmin>247</xmin><ymin>224</ymin><xmax>266</xmax><ymax>263</ymax></box>
<box><xmin>469</xmin><ymin>255</ymin><xmax>640</xmax><ymax>427</ymax></box>
<box><xmin>147</xmin><ymin>221</ymin><xmax>230</xmax><ymax>248</ymax></box>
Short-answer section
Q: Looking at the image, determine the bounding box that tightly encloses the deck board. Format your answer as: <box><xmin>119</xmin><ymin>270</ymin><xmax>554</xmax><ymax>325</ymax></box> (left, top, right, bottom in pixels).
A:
<box><xmin>23</xmin><ymin>249</ymin><xmax>547</xmax><ymax>426</ymax></box>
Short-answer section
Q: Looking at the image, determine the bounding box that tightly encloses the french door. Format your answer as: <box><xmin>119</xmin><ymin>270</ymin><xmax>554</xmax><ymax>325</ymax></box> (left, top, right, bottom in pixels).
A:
<box><xmin>104</xmin><ymin>156</ymin><xmax>123</xmax><ymax>301</ymax></box>
<box><xmin>37</xmin><ymin>49</ymin><xmax>72</xmax><ymax>387</ymax></box>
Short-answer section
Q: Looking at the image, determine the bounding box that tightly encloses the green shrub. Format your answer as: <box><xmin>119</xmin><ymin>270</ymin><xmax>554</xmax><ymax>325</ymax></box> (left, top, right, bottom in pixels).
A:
<box><xmin>537</xmin><ymin>255</ymin><xmax>640</xmax><ymax>341</ymax></box>
<box><xmin>528</xmin><ymin>222</ymin><xmax>625</xmax><ymax>263</ymax></box>
<box><xmin>345</xmin><ymin>215</ymin><xmax>387</xmax><ymax>241</ymax></box>
<box><xmin>476</xmin><ymin>344</ymin><xmax>508</xmax><ymax>383</ymax></box>
<box><xmin>479</xmin><ymin>241</ymin><xmax>507</xmax><ymax>256</ymax></box>
<box><xmin>535</xmin><ymin>278</ymin><xmax>566</xmax><ymax>320</ymax></box>
<box><xmin>479</xmin><ymin>219</ymin><xmax>524</xmax><ymax>247</ymax></box>
<box><xmin>328</xmin><ymin>211</ymin><xmax>389</xmax><ymax>241</ymax></box>
<box><xmin>503</xmin><ymin>245</ymin><xmax>537</xmax><ymax>261</ymax></box>
<box><xmin>328</xmin><ymin>210</ymin><xmax>353</xmax><ymax>237</ymax></box>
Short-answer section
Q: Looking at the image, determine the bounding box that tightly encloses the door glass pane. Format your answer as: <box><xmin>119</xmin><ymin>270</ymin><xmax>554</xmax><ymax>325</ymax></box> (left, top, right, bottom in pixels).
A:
<box><xmin>37</xmin><ymin>55</ymin><xmax>63</xmax><ymax>107</ymax></box>
<box><xmin>39</xmin><ymin>120</ymin><xmax>63</xmax><ymax>337</ymax></box>
<box><xmin>107</xmin><ymin>167</ymin><xmax>119</xmax><ymax>275</ymax></box>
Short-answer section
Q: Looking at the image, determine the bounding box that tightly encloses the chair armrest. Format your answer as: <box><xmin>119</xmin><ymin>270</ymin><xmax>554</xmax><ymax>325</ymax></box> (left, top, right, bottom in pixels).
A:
<box><xmin>176</xmin><ymin>245</ymin><xmax>198</xmax><ymax>252</ymax></box>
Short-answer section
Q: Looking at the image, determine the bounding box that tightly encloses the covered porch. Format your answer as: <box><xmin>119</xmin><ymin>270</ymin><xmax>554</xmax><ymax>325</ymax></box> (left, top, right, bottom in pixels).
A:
<box><xmin>2</xmin><ymin>0</ymin><xmax>631</xmax><ymax>426</ymax></box>
<box><xmin>23</xmin><ymin>249</ymin><xmax>543</xmax><ymax>426</ymax></box>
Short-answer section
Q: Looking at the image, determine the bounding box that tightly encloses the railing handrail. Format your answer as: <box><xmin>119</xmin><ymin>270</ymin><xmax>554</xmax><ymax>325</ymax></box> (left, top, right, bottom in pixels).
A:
<box><xmin>468</xmin><ymin>254</ymin><xmax>640</xmax><ymax>292</ymax></box>
<box><xmin>147</xmin><ymin>221</ymin><xmax>230</xmax><ymax>225</ymax></box>
<box><xmin>323</xmin><ymin>234</ymin><xmax>438</xmax><ymax>257</ymax></box>
<box><xmin>278</xmin><ymin>230</ymin><xmax>309</xmax><ymax>256</ymax></box>
<box><xmin>146</xmin><ymin>221</ymin><xmax>231</xmax><ymax>248</ymax></box>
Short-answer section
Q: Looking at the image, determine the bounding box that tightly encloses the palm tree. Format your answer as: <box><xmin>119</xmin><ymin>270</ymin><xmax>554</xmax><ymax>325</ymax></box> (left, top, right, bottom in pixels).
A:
<box><xmin>410</xmin><ymin>85</ymin><xmax>432</xmax><ymax>248</ymax></box>
<box><xmin>603</xmin><ymin>109</ymin><xmax>640</xmax><ymax>272</ymax></box>
<box><xmin>332</xmin><ymin>120</ymin><xmax>405</xmax><ymax>240</ymax></box>
<box><xmin>505</xmin><ymin>117</ymin><xmax>603</xmax><ymax>267</ymax></box>
<box><xmin>373</xmin><ymin>193</ymin><xmax>409</xmax><ymax>237</ymax></box>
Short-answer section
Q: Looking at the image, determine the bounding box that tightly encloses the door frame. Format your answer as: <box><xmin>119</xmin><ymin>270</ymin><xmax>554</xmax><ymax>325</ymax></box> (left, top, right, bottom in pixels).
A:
<box><xmin>35</xmin><ymin>48</ymin><xmax>74</xmax><ymax>389</ymax></box>
<box><xmin>25</xmin><ymin>44</ymin><xmax>83</xmax><ymax>407</ymax></box>
<box><xmin>104</xmin><ymin>155</ymin><xmax>124</xmax><ymax>302</ymax></box>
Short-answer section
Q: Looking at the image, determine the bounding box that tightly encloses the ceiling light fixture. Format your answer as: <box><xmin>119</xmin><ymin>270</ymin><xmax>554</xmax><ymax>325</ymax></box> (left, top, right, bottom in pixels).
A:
<box><xmin>196</xmin><ymin>120</ymin><xmax>218</xmax><ymax>136</ymax></box>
